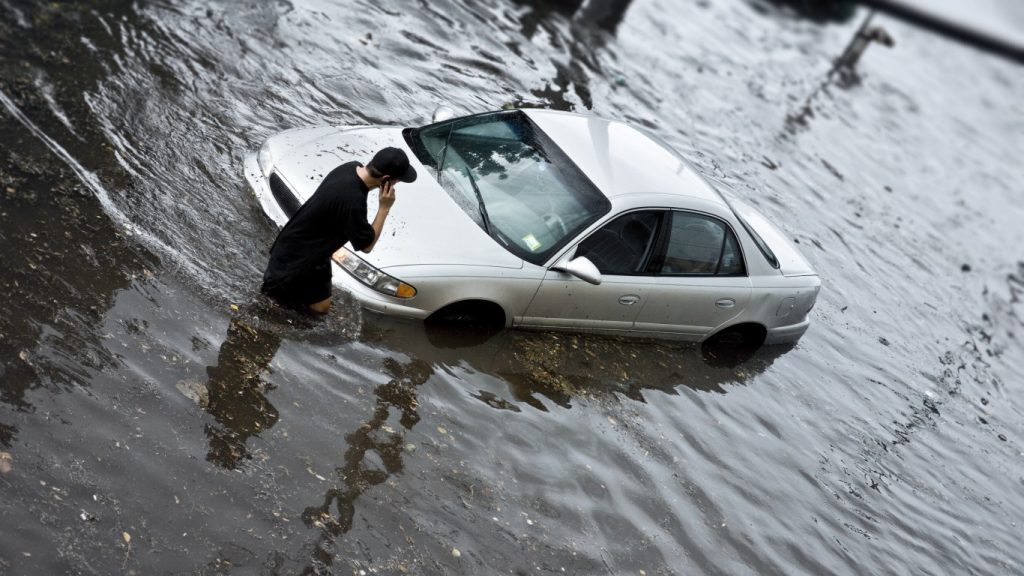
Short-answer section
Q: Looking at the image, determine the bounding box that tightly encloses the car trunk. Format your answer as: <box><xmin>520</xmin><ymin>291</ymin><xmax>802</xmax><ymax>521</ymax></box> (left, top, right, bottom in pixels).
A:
<box><xmin>729</xmin><ymin>198</ymin><xmax>817</xmax><ymax>278</ymax></box>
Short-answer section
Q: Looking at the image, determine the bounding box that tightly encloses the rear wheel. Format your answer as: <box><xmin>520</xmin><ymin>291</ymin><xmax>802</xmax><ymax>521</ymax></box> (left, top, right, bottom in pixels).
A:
<box><xmin>701</xmin><ymin>323</ymin><xmax>766</xmax><ymax>367</ymax></box>
<box><xmin>705</xmin><ymin>323</ymin><xmax>766</xmax><ymax>347</ymax></box>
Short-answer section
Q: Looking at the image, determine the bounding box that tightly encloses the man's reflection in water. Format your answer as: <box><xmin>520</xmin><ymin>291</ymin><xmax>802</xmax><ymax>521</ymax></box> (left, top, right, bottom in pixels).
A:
<box><xmin>203</xmin><ymin>317</ymin><xmax>281</xmax><ymax>469</ymax></box>
<box><xmin>300</xmin><ymin>357</ymin><xmax>433</xmax><ymax>572</ymax></box>
<box><xmin>0</xmin><ymin>421</ymin><xmax>15</xmax><ymax>448</ymax></box>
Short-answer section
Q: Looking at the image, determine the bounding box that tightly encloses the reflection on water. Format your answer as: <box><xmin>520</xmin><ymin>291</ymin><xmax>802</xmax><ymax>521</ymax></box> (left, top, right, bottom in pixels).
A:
<box><xmin>0</xmin><ymin>89</ymin><xmax>154</xmax><ymax>449</ymax></box>
<box><xmin>751</xmin><ymin>0</ymin><xmax>857</xmax><ymax>23</ymax></box>
<box><xmin>201</xmin><ymin>318</ymin><xmax>281</xmax><ymax>469</ymax></box>
<box><xmin>300</xmin><ymin>357</ymin><xmax>433</xmax><ymax>572</ymax></box>
<box><xmin>784</xmin><ymin>11</ymin><xmax>897</xmax><ymax>133</ymax></box>
<box><xmin>370</xmin><ymin>317</ymin><xmax>786</xmax><ymax>408</ymax></box>
<box><xmin>515</xmin><ymin>0</ymin><xmax>634</xmax><ymax>33</ymax></box>
<box><xmin>178</xmin><ymin>306</ymin><xmax>785</xmax><ymax>570</ymax></box>
<box><xmin>508</xmin><ymin>0</ymin><xmax>634</xmax><ymax>109</ymax></box>
<box><xmin>0</xmin><ymin>422</ymin><xmax>14</xmax><ymax>448</ymax></box>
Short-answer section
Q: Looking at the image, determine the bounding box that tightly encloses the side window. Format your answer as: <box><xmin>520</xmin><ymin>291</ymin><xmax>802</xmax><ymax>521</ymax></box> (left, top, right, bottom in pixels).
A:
<box><xmin>659</xmin><ymin>212</ymin><xmax>745</xmax><ymax>276</ymax></box>
<box><xmin>576</xmin><ymin>211</ymin><xmax>660</xmax><ymax>275</ymax></box>
<box><xmin>718</xmin><ymin>226</ymin><xmax>745</xmax><ymax>275</ymax></box>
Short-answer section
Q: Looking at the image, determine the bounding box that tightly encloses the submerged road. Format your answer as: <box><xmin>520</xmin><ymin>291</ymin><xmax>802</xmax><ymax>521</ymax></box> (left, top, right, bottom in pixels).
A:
<box><xmin>1</xmin><ymin>0</ymin><xmax>1022</xmax><ymax>573</ymax></box>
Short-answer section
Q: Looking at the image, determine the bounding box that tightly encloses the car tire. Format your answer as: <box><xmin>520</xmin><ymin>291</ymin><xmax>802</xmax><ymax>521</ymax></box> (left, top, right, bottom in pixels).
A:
<box><xmin>701</xmin><ymin>323</ymin><xmax>766</xmax><ymax>367</ymax></box>
<box><xmin>426</xmin><ymin>300</ymin><xmax>506</xmax><ymax>329</ymax></box>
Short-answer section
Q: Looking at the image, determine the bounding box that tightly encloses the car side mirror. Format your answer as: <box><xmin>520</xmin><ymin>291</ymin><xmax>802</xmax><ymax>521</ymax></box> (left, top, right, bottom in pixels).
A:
<box><xmin>552</xmin><ymin>255</ymin><xmax>602</xmax><ymax>285</ymax></box>
<box><xmin>432</xmin><ymin>106</ymin><xmax>456</xmax><ymax>123</ymax></box>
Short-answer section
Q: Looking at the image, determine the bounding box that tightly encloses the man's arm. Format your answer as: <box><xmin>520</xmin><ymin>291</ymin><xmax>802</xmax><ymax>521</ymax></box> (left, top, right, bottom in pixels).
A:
<box><xmin>360</xmin><ymin>180</ymin><xmax>397</xmax><ymax>254</ymax></box>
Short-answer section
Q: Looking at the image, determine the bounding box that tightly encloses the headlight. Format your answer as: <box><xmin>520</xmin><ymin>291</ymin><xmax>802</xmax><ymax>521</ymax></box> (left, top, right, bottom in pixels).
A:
<box><xmin>257</xmin><ymin>140</ymin><xmax>274</xmax><ymax>177</ymax></box>
<box><xmin>332</xmin><ymin>248</ymin><xmax>417</xmax><ymax>299</ymax></box>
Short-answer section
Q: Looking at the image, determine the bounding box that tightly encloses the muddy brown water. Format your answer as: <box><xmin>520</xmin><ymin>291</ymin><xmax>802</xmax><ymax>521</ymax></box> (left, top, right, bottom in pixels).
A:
<box><xmin>1</xmin><ymin>1</ymin><xmax>1022</xmax><ymax>574</ymax></box>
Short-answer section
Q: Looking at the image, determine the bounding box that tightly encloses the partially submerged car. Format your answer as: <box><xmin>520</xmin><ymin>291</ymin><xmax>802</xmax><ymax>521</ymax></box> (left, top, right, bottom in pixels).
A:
<box><xmin>245</xmin><ymin>108</ymin><xmax>820</xmax><ymax>346</ymax></box>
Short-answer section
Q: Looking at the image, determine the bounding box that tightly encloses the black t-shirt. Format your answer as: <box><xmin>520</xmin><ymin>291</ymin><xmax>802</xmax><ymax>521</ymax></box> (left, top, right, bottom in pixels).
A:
<box><xmin>262</xmin><ymin>161</ymin><xmax>376</xmax><ymax>287</ymax></box>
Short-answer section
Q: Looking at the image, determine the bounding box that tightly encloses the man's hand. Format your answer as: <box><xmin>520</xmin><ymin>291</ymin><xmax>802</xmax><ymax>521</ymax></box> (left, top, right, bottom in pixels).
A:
<box><xmin>331</xmin><ymin>247</ymin><xmax>347</xmax><ymax>265</ymax></box>
<box><xmin>362</xmin><ymin>180</ymin><xmax>396</xmax><ymax>254</ymax></box>
<box><xmin>379</xmin><ymin>179</ymin><xmax>396</xmax><ymax>210</ymax></box>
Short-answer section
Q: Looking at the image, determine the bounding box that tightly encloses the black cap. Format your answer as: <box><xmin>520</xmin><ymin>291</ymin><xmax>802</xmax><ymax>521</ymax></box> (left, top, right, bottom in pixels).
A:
<box><xmin>369</xmin><ymin>147</ymin><xmax>417</xmax><ymax>183</ymax></box>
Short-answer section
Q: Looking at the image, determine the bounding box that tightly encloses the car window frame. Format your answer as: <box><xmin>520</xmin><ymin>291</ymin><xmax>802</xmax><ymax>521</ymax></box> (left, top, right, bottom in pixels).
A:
<box><xmin>566</xmin><ymin>209</ymin><xmax>667</xmax><ymax>277</ymax></box>
<box><xmin>652</xmin><ymin>210</ymin><xmax>748</xmax><ymax>278</ymax></box>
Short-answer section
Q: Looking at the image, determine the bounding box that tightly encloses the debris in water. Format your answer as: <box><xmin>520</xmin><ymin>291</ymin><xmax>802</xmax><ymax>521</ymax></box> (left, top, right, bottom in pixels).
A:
<box><xmin>0</xmin><ymin>452</ymin><xmax>11</xmax><ymax>474</ymax></box>
<box><xmin>306</xmin><ymin>467</ymin><xmax>327</xmax><ymax>481</ymax></box>
<box><xmin>175</xmin><ymin>379</ymin><xmax>209</xmax><ymax>407</ymax></box>
<box><xmin>451</xmin><ymin>548</ymin><xmax>461</xmax><ymax>558</ymax></box>
<box><xmin>122</xmin><ymin>531</ymin><xmax>132</xmax><ymax>568</ymax></box>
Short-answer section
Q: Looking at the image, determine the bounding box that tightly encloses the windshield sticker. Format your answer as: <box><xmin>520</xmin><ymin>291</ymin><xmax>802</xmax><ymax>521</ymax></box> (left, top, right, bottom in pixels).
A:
<box><xmin>522</xmin><ymin>234</ymin><xmax>542</xmax><ymax>252</ymax></box>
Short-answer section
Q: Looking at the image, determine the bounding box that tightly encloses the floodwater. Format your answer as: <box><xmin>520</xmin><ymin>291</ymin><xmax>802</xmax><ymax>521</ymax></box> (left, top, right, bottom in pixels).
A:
<box><xmin>1</xmin><ymin>0</ymin><xmax>1022</xmax><ymax>574</ymax></box>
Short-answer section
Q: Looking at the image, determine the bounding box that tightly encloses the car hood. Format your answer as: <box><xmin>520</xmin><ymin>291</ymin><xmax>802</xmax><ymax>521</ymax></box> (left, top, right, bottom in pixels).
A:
<box><xmin>269</xmin><ymin>126</ymin><xmax>522</xmax><ymax>271</ymax></box>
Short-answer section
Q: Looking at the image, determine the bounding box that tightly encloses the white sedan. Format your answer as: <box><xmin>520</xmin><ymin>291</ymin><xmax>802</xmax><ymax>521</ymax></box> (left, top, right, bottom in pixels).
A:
<box><xmin>245</xmin><ymin>108</ymin><xmax>820</xmax><ymax>346</ymax></box>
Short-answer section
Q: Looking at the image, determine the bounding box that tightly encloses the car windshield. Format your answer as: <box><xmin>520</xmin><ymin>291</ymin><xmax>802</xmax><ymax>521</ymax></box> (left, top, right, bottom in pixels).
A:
<box><xmin>404</xmin><ymin>110</ymin><xmax>610</xmax><ymax>265</ymax></box>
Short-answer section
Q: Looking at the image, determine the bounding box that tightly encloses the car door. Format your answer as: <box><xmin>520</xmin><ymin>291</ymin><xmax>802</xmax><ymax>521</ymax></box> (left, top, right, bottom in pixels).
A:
<box><xmin>632</xmin><ymin>210</ymin><xmax>751</xmax><ymax>338</ymax></box>
<box><xmin>520</xmin><ymin>211</ymin><xmax>663</xmax><ymax>334</ymax></box>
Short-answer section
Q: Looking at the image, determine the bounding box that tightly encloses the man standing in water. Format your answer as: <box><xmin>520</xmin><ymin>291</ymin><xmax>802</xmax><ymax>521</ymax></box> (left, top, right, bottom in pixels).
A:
<box><xmin>261</xmin><ymin>147</ymin><xmax>417</xmax><ymax>314</ymax></box>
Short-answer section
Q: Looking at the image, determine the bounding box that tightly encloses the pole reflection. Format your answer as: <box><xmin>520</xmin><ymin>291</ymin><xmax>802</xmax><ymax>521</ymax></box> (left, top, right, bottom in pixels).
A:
<box><xmin>299</xmin><ymin>357</ymin><xmax>433</xmax><ymax>573</ymax></box>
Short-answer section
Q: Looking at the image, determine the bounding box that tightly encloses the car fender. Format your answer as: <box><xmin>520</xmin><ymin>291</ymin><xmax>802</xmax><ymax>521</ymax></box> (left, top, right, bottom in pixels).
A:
<box><xmin>382</xmin><ymin>264</ymin><xmax>547</xmax><ymax>326</ymax></box>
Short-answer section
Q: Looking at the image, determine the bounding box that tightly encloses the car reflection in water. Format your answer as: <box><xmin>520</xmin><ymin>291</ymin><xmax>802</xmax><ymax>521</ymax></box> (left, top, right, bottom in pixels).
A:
<box><xmin>196</xmin><ymin>308</ymin><xmax>791</xmax><ymax>570</ymax></box>
<box><xmin>373</xmin><ymin>314</ymin><xmax>792</xmax><ymax>410</ymax></box>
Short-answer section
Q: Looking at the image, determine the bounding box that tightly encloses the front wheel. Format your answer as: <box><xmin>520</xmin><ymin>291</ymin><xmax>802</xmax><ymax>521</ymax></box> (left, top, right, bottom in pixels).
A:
<box><xmin>425</xmin><ymin>301</ymin><xmax>506</xmax><ymax>348</ymax></box>
<box><xmin>426</xmin><ymin>300</ymin><xmax>506</xmax><ymax>329</ymax></box>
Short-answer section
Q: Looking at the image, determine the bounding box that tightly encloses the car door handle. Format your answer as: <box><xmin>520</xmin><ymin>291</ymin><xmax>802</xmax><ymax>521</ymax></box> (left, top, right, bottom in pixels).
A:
<box><xmin>715</xmin><ymin>298</ymin><xmax>736</xmax><ymax>309</ymax></box>
<box><xmin>619</xmin><ymin>295</ymin><xmax>640</xmax><ymax>306</ymax></box>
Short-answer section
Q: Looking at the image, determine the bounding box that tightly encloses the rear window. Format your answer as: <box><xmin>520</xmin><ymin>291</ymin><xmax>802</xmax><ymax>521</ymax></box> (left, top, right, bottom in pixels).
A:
<box><xmin>736</xmin><ymin>214</ymin><xmax>779</xmax><ymax>269</ymax></box>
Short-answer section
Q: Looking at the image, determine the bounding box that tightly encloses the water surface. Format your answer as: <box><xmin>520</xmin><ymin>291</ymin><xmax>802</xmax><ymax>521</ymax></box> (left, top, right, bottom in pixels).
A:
<box><xmin>1</xmin><ymin>0</ymin><xmax>1022</xmax><ymax>574</ymax></box>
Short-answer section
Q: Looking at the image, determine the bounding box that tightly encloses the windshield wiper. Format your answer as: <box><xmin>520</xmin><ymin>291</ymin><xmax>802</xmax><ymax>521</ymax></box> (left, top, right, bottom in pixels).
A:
<box><xmin>464</xmin><ymin>168</ymin><xmax>492</xmax><ymax>235</ymax></box>
<box><xmin>436</xmin><ymin>124</ymin><xmax>453</xmax><ymax>175</ymax></box>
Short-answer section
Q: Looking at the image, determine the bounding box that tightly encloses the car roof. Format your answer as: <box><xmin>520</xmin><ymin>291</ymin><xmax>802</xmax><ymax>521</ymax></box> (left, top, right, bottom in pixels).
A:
<box><xmin>522</xmin><ymin>109</ymin><xmax>726</xmax><ymax>206</ymax></box>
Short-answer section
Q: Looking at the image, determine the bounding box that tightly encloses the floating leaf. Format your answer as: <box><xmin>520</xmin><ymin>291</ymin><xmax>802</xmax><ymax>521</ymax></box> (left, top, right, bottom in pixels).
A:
<box><xmin>122</xmin><ymin>532</ymin><xmax>131</xmax><ymax>544</ymax></box>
